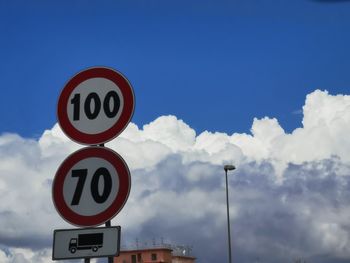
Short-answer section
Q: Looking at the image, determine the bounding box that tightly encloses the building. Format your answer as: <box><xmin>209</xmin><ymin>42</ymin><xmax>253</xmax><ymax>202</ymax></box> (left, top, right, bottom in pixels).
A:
<box><xmin>114</xmin><ymin>244</ymin><xmax>196</xmax><ymax>263</ymax></box>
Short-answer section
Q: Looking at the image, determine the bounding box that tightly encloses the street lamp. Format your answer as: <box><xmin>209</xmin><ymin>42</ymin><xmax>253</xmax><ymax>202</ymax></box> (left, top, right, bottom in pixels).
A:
<box><xmin>224</xmin><ymin>164</ymin><xmax>236</xmax><ymax>263</ymax></box>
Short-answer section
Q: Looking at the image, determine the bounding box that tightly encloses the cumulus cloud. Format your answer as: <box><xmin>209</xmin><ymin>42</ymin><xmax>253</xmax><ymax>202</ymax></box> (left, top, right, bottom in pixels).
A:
<box><xmin>0</xmin><ymin>90</ymin><xmax>349</xmax><ymax>262</ymax></box>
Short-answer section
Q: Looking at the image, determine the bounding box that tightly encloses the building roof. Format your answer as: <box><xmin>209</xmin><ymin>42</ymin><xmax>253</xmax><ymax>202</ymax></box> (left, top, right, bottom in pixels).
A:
<box><xmin>119</xmin><ymin>246</ymin><xmax>173</xmax><ymax>253</ymax></box>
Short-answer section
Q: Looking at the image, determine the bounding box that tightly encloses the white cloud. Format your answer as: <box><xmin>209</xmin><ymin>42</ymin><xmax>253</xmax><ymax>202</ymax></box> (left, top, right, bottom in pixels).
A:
<box><xmin>141</xmin><ymin>116</ymin><xmax>196</xmax><ymax>152</ymax></box>
<box><xmin>0</xmin><ymin>248</ymin><xmax>53</xmax><ymax>263</ymax></box>
<box><xmin>0</xmin><ymin>90</ymin><xmax>349</xmax><ymax>262</ymax></box>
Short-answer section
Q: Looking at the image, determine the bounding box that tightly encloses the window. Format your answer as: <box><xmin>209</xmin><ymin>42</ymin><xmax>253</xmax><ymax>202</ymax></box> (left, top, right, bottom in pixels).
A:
<box><xmin>131</xmin><ymin>255</ymin><xmax>137</xmax><ymax>263</ymax></box>
<box><xmin>137</xmin><ymin>253</ymin><xmax>142</xmax><ymax>262</ymax></box>
<box><xmin>151</xmin><ymin>253</ymin><xmax>157</xmax><ymax>261</ymax></box>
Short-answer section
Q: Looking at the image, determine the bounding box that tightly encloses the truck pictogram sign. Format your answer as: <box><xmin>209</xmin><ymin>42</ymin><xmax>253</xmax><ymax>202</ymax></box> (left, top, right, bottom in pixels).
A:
<box><xmin>53</xmin><ymin>227</ymin><xmax>120</xmax><ymax>260</ymax></box>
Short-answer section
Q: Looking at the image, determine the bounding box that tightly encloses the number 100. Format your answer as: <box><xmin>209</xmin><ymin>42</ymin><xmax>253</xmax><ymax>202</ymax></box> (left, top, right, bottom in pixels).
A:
<box><xmin>71</xmin><ymin>91</ymin><xmax>120</xmax><ymax>121</ymax></box>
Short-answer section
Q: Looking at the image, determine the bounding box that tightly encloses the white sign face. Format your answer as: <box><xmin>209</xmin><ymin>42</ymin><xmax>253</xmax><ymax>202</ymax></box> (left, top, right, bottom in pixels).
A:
<box><xmin>53</xmin><ymin>226</ymin><xmax>120</xmax><ymax>260</ymax></box>
<box><xmin>67</xmin><ymin>78</ymin><xmax>124</xmax><ymax>135</ymax></box>
<box><xmin>63</xmin><ymin>157</ymin><xmax>119</xmax><ymax>216</ymax></box>
<box><xmin>52</xmin><ymin>147</ymin><xmax>131</xmax><ymax>227</ymax></box>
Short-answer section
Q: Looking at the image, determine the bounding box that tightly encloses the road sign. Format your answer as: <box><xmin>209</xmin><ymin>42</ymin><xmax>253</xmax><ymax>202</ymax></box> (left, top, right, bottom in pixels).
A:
<box><xmin>57</xmin><ymin>67</ymin><xmax>135</xmax><ymax>145</ymax></box>
<box><xmin>53</xmin><ymin>226</ymin><xmax>121</xmax><ymax>260</ymax></box>
<box><xmin>52</xmin><ymin>147</ymin><xmax>131</xmax><ymax>226</ymax></box>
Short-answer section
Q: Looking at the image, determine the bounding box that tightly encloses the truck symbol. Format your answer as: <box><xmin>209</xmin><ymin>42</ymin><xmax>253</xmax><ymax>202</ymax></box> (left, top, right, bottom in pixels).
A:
<box><xmin>69</xmin><ymin>233</ymin><xmax>104</xmax><ymax>253</ymax></box>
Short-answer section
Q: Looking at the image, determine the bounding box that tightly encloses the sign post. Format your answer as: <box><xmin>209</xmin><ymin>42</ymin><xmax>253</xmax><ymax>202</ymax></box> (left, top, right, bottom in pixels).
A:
<box><xmin>53</xmin><ymin>67</ymin><xmax>135</xmax><ymax>262</ymax></box>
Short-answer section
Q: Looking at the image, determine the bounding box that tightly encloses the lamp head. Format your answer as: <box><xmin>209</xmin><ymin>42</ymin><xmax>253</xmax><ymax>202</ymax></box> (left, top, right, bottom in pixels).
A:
<box><xmin>224</xmin><ymin>164</ymin><xmax>236</xmax><ymax>171</ymax></box>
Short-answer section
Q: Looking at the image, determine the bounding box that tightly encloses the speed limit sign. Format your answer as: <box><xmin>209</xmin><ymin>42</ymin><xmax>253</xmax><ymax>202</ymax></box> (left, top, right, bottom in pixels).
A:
<box><xmin>52</xmin><ymin>147</ymin><xmax>131</xmax><ymax>227</ymax></box>
<box><xmin>57</xmin><ymin>67</ymin><xmax>135</xmax><ymax>145</ymax></box>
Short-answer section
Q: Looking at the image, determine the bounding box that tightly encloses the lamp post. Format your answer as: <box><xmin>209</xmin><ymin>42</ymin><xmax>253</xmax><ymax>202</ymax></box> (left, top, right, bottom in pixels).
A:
<box><xmin>224</xmin><ymin>164</ymin><xmax>236</xmax><ymax>263</ymax></box>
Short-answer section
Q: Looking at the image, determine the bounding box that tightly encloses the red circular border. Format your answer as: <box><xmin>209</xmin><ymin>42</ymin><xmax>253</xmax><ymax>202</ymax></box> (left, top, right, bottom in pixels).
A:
<box><xmin>52</xmin><ymin>147</ymin><xmax>131</xmax><ymax>227</ymax></box>
<box><xmin>57</xmin><ymin>67</ymin><xmax>135</xmax><ymax>145</ymax></box>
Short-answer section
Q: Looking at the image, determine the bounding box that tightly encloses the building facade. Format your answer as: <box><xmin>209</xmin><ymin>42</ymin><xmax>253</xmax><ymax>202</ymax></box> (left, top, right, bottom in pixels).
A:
<box><xmin>114</xmin><ymin>246</ymin><xmax>196</xmax><ymax>263</ymax></box>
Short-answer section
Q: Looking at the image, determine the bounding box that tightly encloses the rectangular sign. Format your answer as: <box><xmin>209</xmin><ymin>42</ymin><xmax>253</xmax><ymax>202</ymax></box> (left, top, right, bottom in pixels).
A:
<box><xmin>53</xmin><ymin>226</ymin><xmax>121</xmax><ymax>260</ymax></box>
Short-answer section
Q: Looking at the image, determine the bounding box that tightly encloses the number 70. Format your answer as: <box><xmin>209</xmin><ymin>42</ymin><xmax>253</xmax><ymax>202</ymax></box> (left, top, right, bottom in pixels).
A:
<box><xmin>70</xmin><ymin>168</ymin><xmax>112</xmax><ymax>206</ymax></box>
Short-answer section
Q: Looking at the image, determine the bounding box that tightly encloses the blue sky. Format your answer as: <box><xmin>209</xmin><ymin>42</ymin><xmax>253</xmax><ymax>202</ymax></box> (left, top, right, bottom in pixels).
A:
<box><xmin>1</xmin><ymin>1</ymin><xmax>350</xmax><ymax>263</ymax></box>
<box><xmin>1</xmin><ymin>0</ymin><xmax>350</xmax><ymax>137</ymax></box>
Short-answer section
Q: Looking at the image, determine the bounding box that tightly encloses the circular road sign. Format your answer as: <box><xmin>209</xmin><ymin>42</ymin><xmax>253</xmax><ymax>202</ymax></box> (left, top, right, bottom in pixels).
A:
<box><xmin>57</xmin><ymin>67</ymin><xmax>135</xmax><ymax>145</ymax></box>
<box><xmin>52</xmin><ymin>147</ymin><xmax>131</xmax><ymax>227</ymax></box>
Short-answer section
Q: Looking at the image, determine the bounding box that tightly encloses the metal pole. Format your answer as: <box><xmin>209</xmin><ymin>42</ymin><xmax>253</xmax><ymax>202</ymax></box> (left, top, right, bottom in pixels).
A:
<box><xmin>100</xmin><ymin>144</ymin><xmax>114</xmax><ymax>263</ymax></box>
<box><xmin>225</xmin><ymin>169</ymin><xmax>232</xmax><ymax>263</ymax></box>
<box><xmin>106</xmin><ymin>220</ymin><xmax>114</xmax><ymax>263</ymax></box>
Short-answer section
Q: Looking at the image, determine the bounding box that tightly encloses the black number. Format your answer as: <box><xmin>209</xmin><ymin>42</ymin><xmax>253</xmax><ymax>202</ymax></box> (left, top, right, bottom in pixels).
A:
<box><xmin>84</xmin><ymin>92</ymin><xmax>101</xmax><ymax>120</ymax></box>
<box><xmin>70</xmin><ymin>94</ymin><xmax>81</xmax><ymax>121</ymax></box>
<box><xmin>70</xmin><ymin>92</ymin><xmax>120</xmax><ymax>121</ymax></box>
<box><xmin>71</xmin><ymin>169</ymin><xmax>88</xmax><ymax>205</ymax></box>
<box><xmin>90</xmin><ymin>168</ymin><xmax>112</xmax><ymax>203</ymax></box>
<box><xmin>70</xmin><ymin>167</ymin><xmax>112</xmax><ymax>205</ymax></box>
<box><xmin>104</xmin><ymin>91</ymin><xmax>120</xmax><ymax>118</ymax></box>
